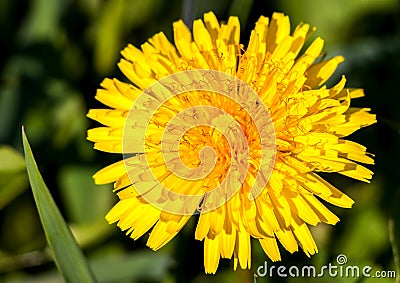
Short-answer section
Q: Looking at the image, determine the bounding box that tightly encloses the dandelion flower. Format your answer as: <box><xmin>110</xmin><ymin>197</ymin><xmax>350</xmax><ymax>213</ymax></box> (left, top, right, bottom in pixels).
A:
<box><xmin>87</xmin><ymin>12</ymin><xmax>376</xmax><ymax>274</ymax></box>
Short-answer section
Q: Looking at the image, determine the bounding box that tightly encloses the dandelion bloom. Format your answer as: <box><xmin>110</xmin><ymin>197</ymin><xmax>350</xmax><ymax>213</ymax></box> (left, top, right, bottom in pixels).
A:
<box><xmin>87</xmin><ymin>12</ymin><xmax>376</xmax><ymax>273</ymax></box>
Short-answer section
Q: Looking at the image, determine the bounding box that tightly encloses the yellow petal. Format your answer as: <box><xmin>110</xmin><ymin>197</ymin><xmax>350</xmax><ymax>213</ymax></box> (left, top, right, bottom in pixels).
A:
<box><xmin>193</xmin><ymin>19</ymin><xmax>214</xmax><ymax>52</ymax></box>
<box><xmin>95</xmin><ymin>78</ymin><xmax>135</xmax><ymax>110</ymax></box>
<box><xmin>204</xmin><ymin>234</ymin><xmax>220</xmax><ymax>274</ymax></box>
<box><xmin>93</xmin><ymin>160</ymin><xmax>125</xmax><ymax>184</ymax></box>
<box><xmin>219</xmin><ymin>16</ymin><xmax>240</xmax><ymax>45</ymax></box>
<box><xmin>275</xmin><ymin>228</ymin><xmax>298</xmax><ymax>253</ymax></box>
<box><xmin>173</xmin><ymin>20</ymin><xmax>192</xmax><ymax>57</ymax></box>
<box><xmin>259</xmin><ymin>237</ymin><xmax>281</xmax><ymax>261</ymax></box>
<box><xmin>87</xmin><ymin>109</ymin><xmax>126</xmax><ymax>128</ymax></box>
<box><xmin>233</xmin><ymin>230</ymin><xmax>251</xmax><ymax>270</ymax></box>
<box><xmin>266</xmin><ymin>12</ymin><xmax>290</xmax><ymax>54</ymax></box>
<box><xmin>220</xmin><ymin>228</ymin><xmax>236</xmax><ymax>259</ymax></box>
<box><xmin>204</xmin><ymin>12</ymin><xmax>220</xmax><ymax>42</ymax></box>
<box><xmin>290</xmin><ymin>215</ymin><xmax>318</xmax><ymax>257</ymax></box>
<box><xmin>305</xmin><ymin>56</ymin><xmax>345</xmax><ymax>88</ymax></box>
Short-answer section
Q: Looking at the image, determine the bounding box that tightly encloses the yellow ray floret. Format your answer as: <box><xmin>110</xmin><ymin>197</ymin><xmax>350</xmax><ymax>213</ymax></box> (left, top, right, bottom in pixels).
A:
<box><xmin>87</xmin><ymin>11</ymin><xmax>376</xmax><ymax>274</ymax></box>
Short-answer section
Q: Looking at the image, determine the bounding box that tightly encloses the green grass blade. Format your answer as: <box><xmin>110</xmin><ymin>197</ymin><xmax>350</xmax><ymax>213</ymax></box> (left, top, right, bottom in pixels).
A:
<box><xmin>22</xmin><ymin>127</ymin><xmax>96</xmax><ymax>283</ymax></box>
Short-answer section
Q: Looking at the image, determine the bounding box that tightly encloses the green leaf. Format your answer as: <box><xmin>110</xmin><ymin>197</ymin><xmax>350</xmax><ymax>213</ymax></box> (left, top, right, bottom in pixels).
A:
<box><xmin>92</xmin><ymin>251</ymin><xmax>172</xmax><ymax>283</ymax></box>
<box><xmin>0</xmin><ymin>173</ymin><xmax>28</xmax><ymax>210</ymax></box>
<box><xmin>279</xmin><ymin>0</ymin><xmax>397</xmax><ymax>47</ymax></box>
<box><xmin>58</xmin><ymin>166</ymin><xmax>112</xmax><ymax>224</ymax></box>
<box><xmin>93</xmin><ymin>0</ymin><xmax>162</xmax><ymax>74</ymax></box>
<box><xmin>0</xmin><ymin>146</ymin><xmax>28</xmax><ymax>209</ymax></box>
<box><xmin>17</xmin><ymin>0</ymin><xmax>65</xmax><ymax>44</ymax></box>
<box><xmin>69</xmin><ymin>220</ymin><xmax>113</xmax><ymax>248</ymax></box>
<box><xmin>0</xmin><ymin>146</ymin><xmax>26</xmax><ymax>172</ymax></box>
<box><xmin>22</xmin><ymin>127</ymin><xmax>96</xmax><ymax>283</ymax></box>
<box><xmin>2</xmin><ymin>250</ymin><xmax>172</xmax><ymax>283</ymax></box>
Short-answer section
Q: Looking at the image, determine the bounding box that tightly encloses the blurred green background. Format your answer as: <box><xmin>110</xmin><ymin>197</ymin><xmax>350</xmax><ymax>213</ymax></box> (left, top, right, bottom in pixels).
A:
<box><xmin>0</xmin><ymin>0</ymin><xmax>399</xmax><ymax>282</ymax></box>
